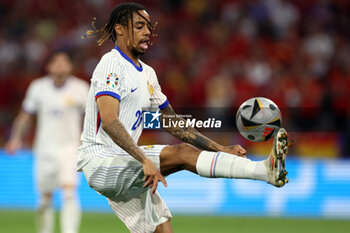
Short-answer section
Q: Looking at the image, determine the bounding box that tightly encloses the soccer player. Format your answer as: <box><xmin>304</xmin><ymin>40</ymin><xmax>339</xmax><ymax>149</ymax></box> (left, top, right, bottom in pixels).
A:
<box><xmin>6</xmin><ymin>52</ymin><xmax>89</xmax><ymax>233</ymax></box>
<box><xmin>80</xmin><ymin>2</ymin><xmax>289</xmax><ymax>233</ymax></box>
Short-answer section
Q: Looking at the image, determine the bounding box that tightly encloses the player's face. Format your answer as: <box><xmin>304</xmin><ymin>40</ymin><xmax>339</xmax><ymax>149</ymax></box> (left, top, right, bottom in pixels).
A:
<box><xmin>127</xmin><ymin>10</ymin><xmax>152</xmax><ymax>56</ymax></box>
<box><xmin>47</xmin><ymin>53</ymin><xmax>73</xmax><ymax>81</ymax></box>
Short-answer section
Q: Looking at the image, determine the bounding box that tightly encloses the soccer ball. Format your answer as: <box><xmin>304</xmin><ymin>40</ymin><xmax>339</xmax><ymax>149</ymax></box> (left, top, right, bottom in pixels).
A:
<box><xmin>236</xmin><ymin>97</ymin><xmax>281</xmax><ymax>142</ymax></box>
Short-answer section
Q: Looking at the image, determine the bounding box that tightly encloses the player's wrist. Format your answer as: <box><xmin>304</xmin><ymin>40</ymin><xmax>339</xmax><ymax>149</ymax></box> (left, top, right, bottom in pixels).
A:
<box><xmin>218</xmin><ymin>145</ymin><xmax>235</xmax><ymax>153</ymax></box>
<box><xmin>213</xmin><ymin>143</ymin><xmax>225</xmax><ymax>152</ymax></box>
<box><xmin>141</xmin><ymin>157</ymin><xmax>152</xmax><ymax>165</ymax></box>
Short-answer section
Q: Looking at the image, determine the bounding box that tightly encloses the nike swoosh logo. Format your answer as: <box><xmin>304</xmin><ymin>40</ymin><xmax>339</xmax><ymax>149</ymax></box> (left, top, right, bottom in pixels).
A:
<box><xmin>131</xmin><ymin>88</ymin><xmax>138</xmax><ymax>93</ymax></box>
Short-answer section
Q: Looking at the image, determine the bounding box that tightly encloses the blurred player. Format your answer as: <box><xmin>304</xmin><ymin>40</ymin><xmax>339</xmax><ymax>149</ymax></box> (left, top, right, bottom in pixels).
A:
<box><xmin>80</xmin><ymin>2</ymin><xmax>289</xmax><ymax>233</ymax></box>
<box><xmin>6</xmin><ymin>52</ymin><xmax>89</xmax><ymax>233</ymax></box>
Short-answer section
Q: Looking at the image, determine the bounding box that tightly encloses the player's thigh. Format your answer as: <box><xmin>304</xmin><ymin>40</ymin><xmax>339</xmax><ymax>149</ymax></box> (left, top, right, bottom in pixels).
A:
<box><xmin>35</xmin><ymin>155</ymin><xmax>59</xmax><ymax>193</ymax></box>
<box><xmin>82</xmin><ymin>146</ymin><xmax>165</xmax><ymax>201</ymax></box>
<box><xmin>159</xmin><ymin>143</ymin><xmax>201</xmax><ymax>175</ymax></box>
<box><xmin>155</xmin><ymin>220</ymin><xmax>173</xmax><ymax>233</ymax></box>
<box><xmin>58</xmin><ymin>149</ymin><xmax>79</xmax><ymax>188</ymax></box>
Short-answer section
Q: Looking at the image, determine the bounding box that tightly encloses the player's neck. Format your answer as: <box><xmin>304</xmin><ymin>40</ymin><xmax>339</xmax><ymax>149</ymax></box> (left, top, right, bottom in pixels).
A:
<box><xmin>116</xmin><ymin>44</ymin><xmax>141</xmax><ymax>67</ymax></box>
<box><xmin>51</xmin><ymin>75</ymin><xmax>68</xmax><ymax>88</ymax></box>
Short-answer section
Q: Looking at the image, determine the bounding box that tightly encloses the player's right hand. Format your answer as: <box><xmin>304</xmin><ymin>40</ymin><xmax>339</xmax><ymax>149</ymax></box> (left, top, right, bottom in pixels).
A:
<box><xmin>221</xmin><ymin>144</ymin><xmax>247</xmax><ymax>158</ymax></box>
<box><xmin>5</xmin><ymin>138</ymin><xmax>22</xmax><ymax>155</ymax></box>
<box><xmin>142</xmin><ymin>158</ymin><xmax>167</xmax><ymax>194</ymax></box>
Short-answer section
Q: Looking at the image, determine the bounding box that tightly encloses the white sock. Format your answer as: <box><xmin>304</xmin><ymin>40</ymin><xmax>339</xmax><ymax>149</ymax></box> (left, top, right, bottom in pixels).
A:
<box><xmin>38</xmin><ymin>195</ymin><xmax>54</xmax><ymax>233</ymax></box>
<box><xmin>61</xmin><ymin>189</ymin><xmax>81</xmax><ymax>233</ymax></box>
<box><xmin>196</xmin><ymin>151</ymin><xmax>269</xmax><ymax>182</ymax></box>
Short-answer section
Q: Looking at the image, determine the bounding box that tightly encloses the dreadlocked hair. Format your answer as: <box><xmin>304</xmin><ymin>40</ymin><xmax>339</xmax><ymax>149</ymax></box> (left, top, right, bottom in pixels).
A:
<box><xmin>82</xmin><ymin>2</ymin><xmax>157</xmax><ymax>46</ymax></box>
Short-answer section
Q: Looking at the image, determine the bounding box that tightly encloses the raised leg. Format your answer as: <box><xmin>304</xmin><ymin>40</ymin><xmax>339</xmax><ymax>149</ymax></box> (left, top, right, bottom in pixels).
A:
<box><xmin>159</xmin><ymin>128</ymin><xmax>289</xmax><ymax>187</ymax></box>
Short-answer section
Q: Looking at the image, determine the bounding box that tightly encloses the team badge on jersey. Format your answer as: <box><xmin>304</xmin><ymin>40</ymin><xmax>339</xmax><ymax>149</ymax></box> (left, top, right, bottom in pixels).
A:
<box><xmin>65</xmin><ymin>96</ymin><xmax>75</xmax><ymax>106</ymax></box>
<box><xmin>147</xmin><ymin>81</ymin><xmax>154</xmax><ymax>96</ymax></box>
<box><xmin>106</xmin><ymin>73</ymin><xmax>118</xmax><ymax>88</ymax></box>
<box><xmin>148</xmin><ymin>81</ymin><xmax>154</xmax><ymax>104</ymax></box>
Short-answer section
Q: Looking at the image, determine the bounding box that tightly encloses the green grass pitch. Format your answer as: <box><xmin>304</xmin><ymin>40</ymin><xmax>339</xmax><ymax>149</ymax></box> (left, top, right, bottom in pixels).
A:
<box><xmin>0</xmin><ymin>210</ymin><xmax>349</xmax><ymax>233</ymax></box>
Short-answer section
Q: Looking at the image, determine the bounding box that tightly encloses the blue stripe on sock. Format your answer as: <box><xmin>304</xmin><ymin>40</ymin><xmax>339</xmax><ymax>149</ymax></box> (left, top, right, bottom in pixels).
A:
<box><xmin>213</xmin><ymin>152</ymin><xmax>221</xmax><ymax>177</ymax></box>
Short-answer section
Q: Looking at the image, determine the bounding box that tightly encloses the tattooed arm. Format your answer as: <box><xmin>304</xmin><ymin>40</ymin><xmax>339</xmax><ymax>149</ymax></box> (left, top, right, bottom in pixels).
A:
<box><xmin>161</xmin><ymin>105</ymin><xmax>246</xmax><ymax>156</ymax></box>
<box><xmin>97</xmin><ymin>96</ymin><xmax>166</xmax><ymax>193</ymax></box>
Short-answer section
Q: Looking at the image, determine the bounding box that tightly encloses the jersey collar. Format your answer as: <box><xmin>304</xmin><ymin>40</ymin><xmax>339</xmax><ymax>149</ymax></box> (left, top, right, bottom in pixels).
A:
<box><xmin>115</xmin><ymin>46</ymin><xmax>143</xmax><ymax>72</ymax></box>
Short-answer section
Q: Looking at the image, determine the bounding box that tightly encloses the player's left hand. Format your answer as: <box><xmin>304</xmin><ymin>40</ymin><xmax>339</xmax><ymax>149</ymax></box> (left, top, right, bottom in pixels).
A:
<box><xmin>142</xmin><ymin>158</ymin><xmax>167</xmax><ymax>194</ymax></box>
<box><xmin>221</xmin><ymin>145</ymin><xmax>247</xmax><ymax>157</ymax></box>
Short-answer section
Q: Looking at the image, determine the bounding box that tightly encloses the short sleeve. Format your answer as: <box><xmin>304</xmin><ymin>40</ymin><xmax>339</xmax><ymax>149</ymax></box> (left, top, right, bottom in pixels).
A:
<box><xmin>150</xmin><ymin>70</ymin><xmax>169</xmax><ymax>110</ymax></box>
<box><xmin>22</xmin><ymin>81</ymin><xmax>39</xmax><ymax>114</ymax></box>
<box><xmin>92</xmin><ymin>59</ymin><xmax>129</xmax><ymax>102</ymax></box>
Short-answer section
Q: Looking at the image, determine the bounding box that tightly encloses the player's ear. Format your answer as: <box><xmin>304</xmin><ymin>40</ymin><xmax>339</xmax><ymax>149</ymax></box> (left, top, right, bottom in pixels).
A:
<box><xmin>115</xmin><ymin>24</ymin><xmax>124</xmax><ymax>36</ymax></box>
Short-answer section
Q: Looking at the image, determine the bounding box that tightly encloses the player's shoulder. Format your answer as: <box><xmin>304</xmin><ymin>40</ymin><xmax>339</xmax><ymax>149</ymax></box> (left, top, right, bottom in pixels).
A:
<box><xmin>69</xmin><ymin>76</ymin><xmax>89</xmax><ymax>86</ymax></box>
<box><xmin>29</xmin><ymin>76</ymin><xmax>51</xmax><ymax>89</ymax></box>
<box><xmin>93</xmin><ymin>49</ymin><xmax>128</xmax><ymax>81</ymax></box>
<box><xmin>99</xmin><ymin>49</ymin><xmax>125</xmax><ymax>67</ymax></box>
<box><xmin>67</xmin><ymin>76</ymin><xmax>89</xmax><ymax>95</ymax></box>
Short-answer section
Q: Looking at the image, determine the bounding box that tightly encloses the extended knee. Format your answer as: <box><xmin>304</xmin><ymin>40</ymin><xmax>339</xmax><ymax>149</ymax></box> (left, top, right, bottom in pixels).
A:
<box><xmin>62</xmin><ymin>188</ymin><xmax>77</xmax><ymax>202</ymax></box>
<box><xmin>171</xmin><ymin>143</ymin><xmax>200</xmax><ymax>168</ymax></box>
<box><xmin>39</xmin><ymin>193</ymin><xmax>52</xmax><ymax>208</ymax></box>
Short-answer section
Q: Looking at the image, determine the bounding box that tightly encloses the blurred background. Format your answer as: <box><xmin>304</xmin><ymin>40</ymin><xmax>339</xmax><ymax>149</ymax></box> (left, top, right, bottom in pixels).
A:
<box><xmin>0</xmin><ymin>0</ymin><xmax>350</xmax><ymax>232</ymax></box>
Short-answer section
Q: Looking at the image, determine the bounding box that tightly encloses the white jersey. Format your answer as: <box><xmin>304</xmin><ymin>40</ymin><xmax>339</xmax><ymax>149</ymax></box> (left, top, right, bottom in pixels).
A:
<box><xmin>22</xmin><ymin>76</ymin><xmax>89</xmax><ymax>157</ymax></box>
<box><xmin>78</xmin><ymin>47</ymin><xmax>168</xmax><ymax>169</ymax></box>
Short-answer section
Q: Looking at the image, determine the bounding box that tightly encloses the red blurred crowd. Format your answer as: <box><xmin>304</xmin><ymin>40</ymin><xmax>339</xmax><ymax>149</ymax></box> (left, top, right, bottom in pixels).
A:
<box><xmin>0</xmin><ymin>0</ymin><xmax>349</xmax><ymax>154</ymax></box>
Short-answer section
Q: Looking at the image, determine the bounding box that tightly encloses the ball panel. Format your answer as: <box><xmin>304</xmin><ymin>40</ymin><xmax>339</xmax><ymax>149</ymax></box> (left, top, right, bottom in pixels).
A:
<box><xmin>241</xmin><ymin>115</ymin><xmax>262</xmax><ymax>127</ymax></box>
<box><xmin>248</xmin><ymin>135</ymin><xmax>255</xmax><ymax>140</ymax></box>
<box><xmin>250</xmin><ymin>98</ymin><xmax>263</xmax><ymax>120</ymax></box>
<box><xmin>263</xmin><ymin>127</ymin><xmax>276</xmax><ymax>141</ymax></box>
<box><xmin>269</xmin><ymin>104</ymin><xmax>276</xmax><ymax>110</ymax></box>
<box><xmin>267</xmin><ymin>116</ymin><xmax>281</xmax><ymax>127</ymax></box>
<box><xmin>242</xmin><ymin>105</ymin><xmax>250</xmax><ymax>110</ymax></box>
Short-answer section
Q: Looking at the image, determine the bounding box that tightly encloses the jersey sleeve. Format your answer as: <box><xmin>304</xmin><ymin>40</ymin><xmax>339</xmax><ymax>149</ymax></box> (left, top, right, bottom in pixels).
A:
<box><xmin>151</xmin><ymin>70</ymin><xmax>169</xmax><ymax>110</ymax></box>
<box><xmin>92</xmin><ymin>59</ymin><xmax>129</xmax><ymax>102</ymax></box>
<box><xmin>22</xmin><ymin>81</ymin><xmax>39</xmax><ymax>114</ymax></box>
